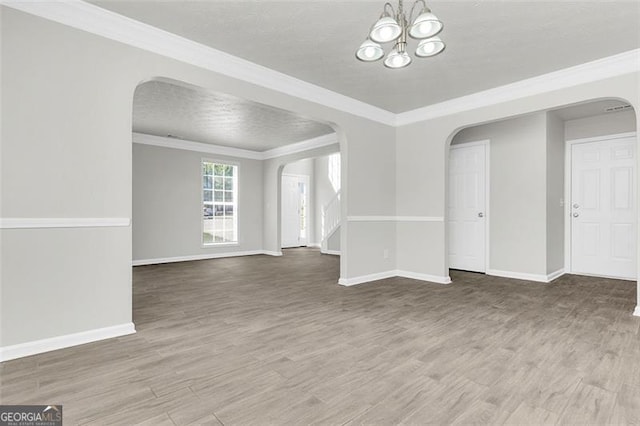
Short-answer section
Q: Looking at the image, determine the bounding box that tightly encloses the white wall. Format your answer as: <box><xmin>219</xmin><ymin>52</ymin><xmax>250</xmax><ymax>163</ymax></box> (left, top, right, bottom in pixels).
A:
<box><xmin>453</xmin><ymin>113</ymin><xmax>549</xmax><ymax>275</ymax></box>
<box><xmin>396</xmin><ymin>73</ymin><xmax>639</xmax><ymax>286</ymax></box>
<box><xmin>565</xmin><ymin>110</ymin><xmax>636</xmax><ymax>140</ymax></box>
<box><xmin>0</xmin><ymin>7</ymin><xmax>396</xmax><ymax>352</ymax></box>
<box><xmin>546</xmin><ymin>112</ymin><xmax>566</xmax><ymax>274</ymax></box>
<box><xmin>132</xmin><ymin>143</ymin><xmax>263</xmax><ymax>262</ymax></box>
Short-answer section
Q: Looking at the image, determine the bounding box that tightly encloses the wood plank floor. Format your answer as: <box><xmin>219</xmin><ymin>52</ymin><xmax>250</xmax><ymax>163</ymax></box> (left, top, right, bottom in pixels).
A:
<box><xmin>1</xmin><ymin>248</ymin><xmax>639</xmax><ymax>425</ymax></box>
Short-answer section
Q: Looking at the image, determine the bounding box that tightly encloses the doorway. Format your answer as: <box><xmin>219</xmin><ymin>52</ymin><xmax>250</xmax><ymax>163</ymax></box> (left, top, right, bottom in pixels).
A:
<box><xmin>281</xmin><ymin>174</ymin><xmax>310</xmax><ymax>248</ymax></box>
<box><xmin>448</xmin><ymin>140</ymin><xmax>489</xmax><ymax>273</ymax></box>
<box><xmin>567</xmin><ymin>133</ymin><xmax>637</xmax><ymax>280</ymax></box>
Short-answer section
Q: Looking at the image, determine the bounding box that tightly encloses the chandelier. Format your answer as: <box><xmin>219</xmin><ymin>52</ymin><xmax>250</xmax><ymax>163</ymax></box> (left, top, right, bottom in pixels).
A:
<box><xmin>356</xmin><ymin>0</ymin><xmax>445</xmax><ymax>69</ymax></box>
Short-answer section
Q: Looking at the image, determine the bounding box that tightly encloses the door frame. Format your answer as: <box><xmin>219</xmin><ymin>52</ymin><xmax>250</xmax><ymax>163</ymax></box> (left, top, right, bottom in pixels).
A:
<box><xmin>448</xmin><ymin>139</ymin><xmax>491</xmax><ymax>273</ymax></box>
<box><xmin>563</xmin><ymin>131</ymin><xmax>637</xmax><ymax>280</ymax></box>
<box><xmin>281</xmin><ymin>173</ymin><xmax>311</xmax><ymax>248</ymax></box>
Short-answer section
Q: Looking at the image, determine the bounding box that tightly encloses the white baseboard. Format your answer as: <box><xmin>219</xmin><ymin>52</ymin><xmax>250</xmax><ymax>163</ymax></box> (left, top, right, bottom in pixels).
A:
<box><xmin>396</xmin><ymin>270</ymin><xmax>451</xmax><ymax>284</ymax></box>
<box><xmin>0</xmin><ymin>322</ymin><xmax>135</xmax><ymax>363</ymax></box>
<box><xmin>338</xmin><ymin>270</ymin><xmax>451</xmax><ymax>286</ymax></box>
<box><xmin>321</xmin><ymin>249</ymin><xmax>341</xmax><ymax>256</ymax></box>
<box><xmin>546</xmin><ymin>268</ymin><xmax>565</xmax><ymax>282</ymax></box>
<box><xmin>307</xmin><ymin>243</ymin><xmax>321</xmax><ymax>248</ymax></box>
<box><xmin>487</xmin><ymin>268</ymin><xmax>565</xmax><ymax>283</ymax></box>
<box><xmin>338</xmin><ymin>271</ymin><xmax>396</xmax><ymax>286</ymax></box>
<box><xmin>262</xmin><ymin>250</ymin><xmax>283</xmax><ymax>257</ymax></box>
<box><xmin>133</xmin><ymin>250</ymin><xmax>270</xmax><ymax>266</ymax></box>
<box><xmin>633</xmin><ymin>306</ymin><xmax>640</xmax><ymax>317</ymax></box>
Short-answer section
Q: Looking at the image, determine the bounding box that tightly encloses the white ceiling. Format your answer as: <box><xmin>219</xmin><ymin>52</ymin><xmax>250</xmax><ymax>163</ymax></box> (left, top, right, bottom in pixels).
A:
<box><xmin>133</xmin><ymin>80</ymin><xmax>335</xmax><ymax>151</ymax></box>
<box><xmin>93</xmin><ymin>1</ymin><xmax>640</xmax><ymax>113</ymax></box>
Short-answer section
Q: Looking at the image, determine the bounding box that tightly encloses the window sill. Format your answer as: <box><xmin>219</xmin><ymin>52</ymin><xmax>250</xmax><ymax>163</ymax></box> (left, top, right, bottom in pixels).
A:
<box><xmin>201</xmin><ymin>242</ymin><xmax>240</xmax><ymax>248</ymax></box>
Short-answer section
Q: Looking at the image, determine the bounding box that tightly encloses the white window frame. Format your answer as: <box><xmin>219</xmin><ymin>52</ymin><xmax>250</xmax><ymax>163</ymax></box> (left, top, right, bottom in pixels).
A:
<box><xmin>201</xmin><ymin>158</ymin><xmax>239</xmax><ymax>247</ymax></box>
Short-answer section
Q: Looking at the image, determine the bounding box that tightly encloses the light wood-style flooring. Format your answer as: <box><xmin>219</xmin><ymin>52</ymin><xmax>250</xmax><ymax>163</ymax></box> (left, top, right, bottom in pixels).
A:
<box><xmin>1</xmin><ymin>248</ymin><xmax>639</xmax><ymax>424</ymax></box>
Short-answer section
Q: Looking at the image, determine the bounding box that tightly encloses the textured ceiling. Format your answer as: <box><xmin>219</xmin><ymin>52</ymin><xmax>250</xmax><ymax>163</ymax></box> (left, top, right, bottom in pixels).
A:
<box><xmin>93</xmin><ymin>1</ymin><xmax>640</xmax><ymax>113</ymax></box>
<box><xmin>133</xmin><ymin>80</ymin><xmax>335</xmax><ymax>151</ymax></box>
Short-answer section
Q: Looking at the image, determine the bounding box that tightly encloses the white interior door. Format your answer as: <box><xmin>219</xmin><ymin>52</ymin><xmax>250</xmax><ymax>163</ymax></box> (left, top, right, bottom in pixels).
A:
<box><xmin>281</xmin><ymin>174</ymin><xmax>309</xmax><ymax>248</ymax></box>
<box><xmin>448</xmin><ymin>142</ymin><xmax>487</xmax><ymax>272</ymax></box>
<box><xmin>571</xmin><ymin>137</ymin><xmax>636</xmax><ymax>279</ymax></box>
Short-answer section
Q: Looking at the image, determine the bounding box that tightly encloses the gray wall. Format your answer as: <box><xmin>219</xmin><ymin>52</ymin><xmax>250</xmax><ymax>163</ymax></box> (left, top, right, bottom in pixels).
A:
<box><xmin>1</xmin><ymin>7</ymin><xmax>395</xmax><ymax>349</ymax></box>
<box><xmin>546</xmin><ymin>112</ymin><xmax>566</xmax><ymax>274</ymax></box>
<box><xmin>133</xmin><ymin>143</ymin><xmax>263</xmax><ymax>261</ymax></box>
<box><xmin>453</xmin><ymin>113</ymin><xmax>549</xmax><ymax>275</ymax></box>
<box><xmin>565</xmin><ymin>110</ymin><xmax>636</xmax><ymax>140</ymax></box>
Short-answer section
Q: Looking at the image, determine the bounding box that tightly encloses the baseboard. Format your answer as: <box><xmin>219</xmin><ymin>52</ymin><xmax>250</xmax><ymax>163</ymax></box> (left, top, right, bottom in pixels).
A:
<box><xmin>338</xmin><ymin>270</ymin><xmax>451</xmax><ymax>286</ymax></box>
<box><xmin>0</xmin><ymin>322</ymin><xmax>136</xmax><ymax>363</ymax></box>
<box><xmin>633</xmin><ymin>306</ymin><xmax>640</xmax><ymax>317</ymax></box>
<box><xmin>262</xmin><ymin>250</ymin><xmax>283</xmax><ymax>257</ymax></box>
<box><xmin>307</xmin><ymin>243</ymin><xmax>321</xmax><ymax>248</ymax></box>
<box><xmin>133</xmin><ymin>250</ymin><xmax>268</xmax><ymax>266</ymax></box>
<box><xmin>338</xmin><ymin>271</ymin><xmax>396</xmax><ymax>286</ymax></box>
<box><xmin>321</xmin><ymin>249</ymin><xmax>341</xmax><ymax>256</ymax></box>
<box><xmin>396</xmin><ymin>270</ymin><xmax>451</xmax><ymax>284</ymax></box>
<box><xmin>487</xmin><ymin>268</ymin><xmax>565</xmax><ymax>283</ymax></box>
<box><xmin>546</xmin><ymin>268</ymin><xmax>565</xmax><ymax>282</ymax></box>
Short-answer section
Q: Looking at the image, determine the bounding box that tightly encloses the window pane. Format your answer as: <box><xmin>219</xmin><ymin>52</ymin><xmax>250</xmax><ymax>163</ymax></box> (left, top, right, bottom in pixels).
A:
<box><xmin>214</xmin><ymin>164</ymin><xmax>225</xmax><ymax>176</ymax></box>
<box><xmin>224</xmin><ymin>177</ymin><xmax>233</xmax><ymax>190</ymax></box>
<box><xmin>224</xmin><ymin>205</ymin><xmax>234</xmax><ymax>217</ymax></box>
<box><xmin>224</xmin><ymin>230</ymin><xmax>235</xmax><ymax>242</ymax></box>
<box><xmin>203</xmin><ymin>190</ymin><xmax>213</xmax><ymax>202</ymax></box>
<box><xmin>215</xmin><ymin>205</ymin><xmax>224</xmax><ymax>216</ymax></box>
<box><xmin>203</xmin><ymin>176</ymin><xmax>212</xmax><ymax>189</ymax></box>
<box><xmin>224</xmin><ymin>165</ymin><xmax>234</xmax><ymax>177</ymax></box>
<box><xmin>214</xmin><ymin>190</ymin><xmax>223</xmax><ymax>202</ymax></box>
<box><xmin>203</xmin><ymin>204</ymin><xmax>213</xmax><ymax>218</ymax></box>
<box><xmin>203</xmin><ymin>162</ymin><xmax>213</xmax><ymax>176</ymax></box>
<box><xmin>214</xmin><ymin>177</ymin><xmax>223</xmax><ymax>190</ymax></box>
<box><xmin>224</xmin><ymin>190</ymin><xmax>233</xmax><ymax>202</ymax></box>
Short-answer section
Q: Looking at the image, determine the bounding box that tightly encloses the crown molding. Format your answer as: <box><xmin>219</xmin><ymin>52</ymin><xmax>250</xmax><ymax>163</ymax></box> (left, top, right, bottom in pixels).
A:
<box><xmin>395</xmin><ymin>49</ymin><xmax>640</xmax><ymax>126</ymax></box>
<box><xmin>133</xmin><ymin>132</ymin><xmax>264</xmax><ymax>160</ymax></box>
<box><xmin>1</xmin><ymin>0</ymin><xmax>396</xmax><ymax>127</ymax></box>
<box><xmin>261</xmin><ymin>133</ymin><xmax>338</xmax><ymax>160</ymax></box>
<box><xmin>4</xmin><ymin>1</ymin><xmax>639</xmax><ymax>129</ymax></box>
<box><xmin>133</xmin><ymin>132</ymin><xmax>338</xmax><ymax>160</ymax></box>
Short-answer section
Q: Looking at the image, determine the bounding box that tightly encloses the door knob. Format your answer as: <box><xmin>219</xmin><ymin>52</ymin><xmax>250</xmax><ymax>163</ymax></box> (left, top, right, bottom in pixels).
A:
<box><xmin>573</xmin><ymin>203</ymin><xmax>580</xmax><ymax>209</ymax></box>
<box><xmin>573</xmin><ymin>212</ymin><xmax>579</xmax><ymax>218</ymax></box>
<box><xmin>478</xmin><ymin>212</ymin><xmax>484</xmax><ymax>218</ymax></box>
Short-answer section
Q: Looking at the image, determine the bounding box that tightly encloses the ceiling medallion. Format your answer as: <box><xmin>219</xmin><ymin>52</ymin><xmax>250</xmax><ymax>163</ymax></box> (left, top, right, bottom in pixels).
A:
<box><xmin>356</xmin><ymin>0</ymin><xmax>445</xmax><ymax>69</ymax></box>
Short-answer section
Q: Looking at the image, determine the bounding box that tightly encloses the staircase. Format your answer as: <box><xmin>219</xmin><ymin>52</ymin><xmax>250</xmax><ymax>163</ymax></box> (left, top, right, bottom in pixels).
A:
<box><xmin>321</xmin><ymin>190</ymin><xmax>341</xmax><ymax>254</ymax></box>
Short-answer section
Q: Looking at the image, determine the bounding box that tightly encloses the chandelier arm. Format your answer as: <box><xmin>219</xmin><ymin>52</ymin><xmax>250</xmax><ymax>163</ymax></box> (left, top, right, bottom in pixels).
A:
<box><xmin>408</xmin><ymin>0</ymin><xmax>428</xmax><ymax>22</ymax></box>
<box><xmin>382</xmin><ymin>2</ymin><xmax>396</xmax><ymax>18</ymax></box>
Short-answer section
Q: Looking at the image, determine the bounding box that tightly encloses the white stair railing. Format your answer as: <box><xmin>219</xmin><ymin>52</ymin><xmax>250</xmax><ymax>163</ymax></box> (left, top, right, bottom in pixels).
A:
<box><xmin>321</xmin><ymin>190</ymin><xmax>341</xmax><ymax>251</ymax></box>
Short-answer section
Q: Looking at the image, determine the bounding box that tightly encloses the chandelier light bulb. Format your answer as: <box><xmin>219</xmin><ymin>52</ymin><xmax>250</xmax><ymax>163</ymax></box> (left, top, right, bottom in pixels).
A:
<box><xmin>356</xmin><ymin>39</ymin><xmax>384</xmax><ymax>62</ymax></box>
<box><xmin>384</xmin><ymin>47</ymin><xmax>412</xmax><ymax>69</ymax></box>
<box><xmin>415</xmin><ymin>36</ymin><xmax>445</xmax><ymax>57</ymax></box>
<box><xmin>370</xmin><ymin>16</ymin><xmax>402</xmax><ymax>43</ymax></box>
<box><xmin>409</xmin><ymin>11</ymin><xmax>443</xmax><ymax>39</ymax></box>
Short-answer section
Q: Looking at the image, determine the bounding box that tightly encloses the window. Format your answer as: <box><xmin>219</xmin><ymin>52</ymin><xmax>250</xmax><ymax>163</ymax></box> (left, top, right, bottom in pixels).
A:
<box><xmin>328</xmin><ymin>153</ymin><xmax>341</xmax><ymax>192</ymax></box>
<box><xmin>202</xmin><ymin>161</ymin><xmax>238</xmax><ymax>245</ymax></box>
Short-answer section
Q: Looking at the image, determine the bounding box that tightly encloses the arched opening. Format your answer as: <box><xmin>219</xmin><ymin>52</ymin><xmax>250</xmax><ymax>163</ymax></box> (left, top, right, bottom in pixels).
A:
<box><xmin>278</xmin><ymin>152</ymin><xmax>342</xmax><ymax>255</ymax></box>
<box><xmin>130</xmin><ymin>77</ymin><xmax>349</xmax><ymax>327</ymax></box>
<box><xmin>444</xmin><ymin>98</ymin><xmax>638</xmax><ymax>313</ymax></box>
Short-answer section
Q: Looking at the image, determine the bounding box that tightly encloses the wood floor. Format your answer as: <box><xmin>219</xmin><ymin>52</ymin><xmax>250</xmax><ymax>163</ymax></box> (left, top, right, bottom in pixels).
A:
<box><xmin>1</xmin><ymin>248</ymin><xmax>639</xmax><ymax>425</ymax></box>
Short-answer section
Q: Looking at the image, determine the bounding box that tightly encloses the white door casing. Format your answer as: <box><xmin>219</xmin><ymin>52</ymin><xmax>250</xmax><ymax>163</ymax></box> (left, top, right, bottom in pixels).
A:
<box><xmin>281</xmin><ymin>174</ymin><xmax>309</xmax><ymax>248</ymax></box>
<box><xmin>448</xmin><ymin>141</ymin><xmax>489</xmax><ymax>273</ymax></box>
<box><xmin>569</xmin><ymin>135</ymin><xmax>637</xmax><ymax>280</ymax></box>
